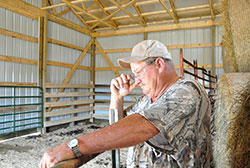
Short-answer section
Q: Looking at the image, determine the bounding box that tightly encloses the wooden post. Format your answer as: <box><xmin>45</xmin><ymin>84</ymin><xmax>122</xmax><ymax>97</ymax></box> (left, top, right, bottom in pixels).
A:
<box><xmin>39</xmin><ymin>0</ymin><xmax>48</xmax><ymax>133</ymax></box>
<box><xmin>179</xmin><ymin>48</ymin><xmax>184</xmax><ymax>77</ymax></box>
<box><xmin>194</xmin><ymin>60</ymin><xmax>198</xmax><ymax>80</ymax></box>
<box><xmin>211</xmin><ymin>25</ymin><xmax>215</xmax><ymax>75</ymax></box>
<box><xmin>90</xmin><ymin>37</ymin><xmax>96</xmax><ymax>123</ymax></box>
<box><xmin>144</xmin><ymin>32</ymin><xmax>148</xmax><ymax>40</ymax></box>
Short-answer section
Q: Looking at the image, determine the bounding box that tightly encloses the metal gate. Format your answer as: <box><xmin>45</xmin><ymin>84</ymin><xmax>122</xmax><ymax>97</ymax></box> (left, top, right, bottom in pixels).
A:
<box><xmin>0</xmin><ymin>86</ymin><xmax>43</xmax><ymax>136</ymax></box>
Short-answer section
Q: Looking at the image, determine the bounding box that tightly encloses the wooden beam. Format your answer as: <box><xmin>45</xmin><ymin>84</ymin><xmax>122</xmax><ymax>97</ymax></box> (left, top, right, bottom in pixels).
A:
<box><xmin>94</xmin><ymin>42</ymin><xmax>222</xmax><ymax>54</ymax></box>
<box><xmin>0</xmin><ymin>0</ymin><xmax>90</xmax><ymax>35</ymax></box>
<box><xmin>95</xmin><ymin>0</ymin><xmax>118</xmax><ymax>28</ymax></box>
<box><xmin>45</xmin><ymin>92</ymin><xmax>93</xmax><ymax>98</ymax></box>
<box><xmin>131</xmin><ymin>0</ymin><xmax>146</xmax><ymax>25</ymax></box>
<box><xmin>48</xmin><ymin>13</ymin><xmax>91</xmax><ymax>35</ymax></box>
<box><xmin>108</xmin><ymin>0</ymin><xmax>145</xmax><ymax>26</ymax></box>
<box><xmin>44</xmin><ymin>99</ymin><xmax>94</xmax><ymax>108</ymax></box>
<box><xmin>90</xmin><ymin>0</ymin><xmax>136</xmax><ymax>30</ymax></box>
<box><xmin>211</xmin><ymin>26</ymin><xmax>215</xmax><ymax>75</ymax></box>
<box><xmin>0</xmin><ymin>28</ymin><xmax>38</xmax><ymax>43</ymax></box>
<box><xmin>69</xmin><ymin>7</ymin><xmax>90</xmax><ymax>29</ymax></box>
<box><xmin>45</xmin><ymin>107</ymin><xmax>93</xmax><ymax>117</ymax></box>
<box><xmin>47</xmin><ymin>38</ymin><xmax>93</xmax><ymax>111</ymax></box>
<box><xmin>95</xmin><ymin>39</ymin><xmax>120</xmax><ymax>77</ymax></box>
<box><xmin>41</xmin><ymin>0</ymin><xmax>87</xmax><ymax>10</ymax></box>
<box><xmin>95</xmin><ymin>64</ymin><xmax>224</xmax><ymax>71</ymax></box>
<box><xmin>45</xmin><ymin>83</ymin><xmax>93</xmax><ymax>88</ymax></box>
<box><xmin>0</xmin><ymin>55</ymin><xmax>37</xmax><ymax>66</ymax></box>
<box><xmin>159</xmin><ymin>0</ymin><xmax>178</xmax><ymax>23</ymax></box>
<box><xmin>48</xmin><ymin>0</ymin><xmax>57</xmax><ymax>15</ymax></box>
<box><xmin>92</xmin><ymin>20</ymin><xmax>222</xmax><ymax>37</ymax></box>
<box><xmin>169</xmin><ymin>0</ymin><xmax>178</xmax><ymax>23</ymax></box>
<box><xmin>0</xmin><ymin>82</ymin><xmax>38</xmax><ymax>87</ymax></box>
<box><xmin>208</xmin><ymin>0</ymin><xmax>215</xmax><ymax>20</ymax></box>
<box><xmin>61</xmin><ymin>0</ymin><xmax>117</xmax><ymax>30</ymax></box>
<box><xmin>56</xmin><ymin>7</ymin><xmax>70</xmax><ymax>16</ymax></box>
<box><xmin>0</xmin><ymin>55</ymin><xmax>91</xmax><ymax>71</ymax></box>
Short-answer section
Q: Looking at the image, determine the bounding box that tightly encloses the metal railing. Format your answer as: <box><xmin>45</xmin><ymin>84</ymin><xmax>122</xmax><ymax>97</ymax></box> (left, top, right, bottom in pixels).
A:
<box><xmin>0</xmin><ymin>86</ymin><xmax>43</xmax><ymax>135</ymax></box>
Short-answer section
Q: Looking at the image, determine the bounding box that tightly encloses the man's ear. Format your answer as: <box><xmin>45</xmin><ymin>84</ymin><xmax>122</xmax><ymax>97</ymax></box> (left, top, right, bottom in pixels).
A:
<box><xmin>155</xmin><ymin>58</ymin><xmax>166</xmax><ymax>72</ymax></box>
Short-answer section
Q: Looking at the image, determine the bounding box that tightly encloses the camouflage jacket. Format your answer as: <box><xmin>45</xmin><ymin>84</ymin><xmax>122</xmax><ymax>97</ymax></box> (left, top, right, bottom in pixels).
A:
<box><xmin>125</xmin><ymin>78</ymin><xmax>212</xmax><ymax>168</ymax></box>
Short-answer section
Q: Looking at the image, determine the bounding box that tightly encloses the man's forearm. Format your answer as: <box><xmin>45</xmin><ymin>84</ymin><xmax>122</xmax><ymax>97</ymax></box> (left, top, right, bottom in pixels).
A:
<box><xmin>77</xmin><ymin>113</ymin><xmax>159</xmax><ymax>155</ymax></box>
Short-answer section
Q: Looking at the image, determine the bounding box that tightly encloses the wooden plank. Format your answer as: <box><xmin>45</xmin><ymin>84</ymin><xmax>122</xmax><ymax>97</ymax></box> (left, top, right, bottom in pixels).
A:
<box><xmin>95</xmin><ymin>102</ymin><xmax>133</xmax><ymax>106</ymax></box>
<box><xmin>44</xmin><ymin>92</ymin><xmax>93</xmax><ymax>98</ymax></box>
<box><xmin>94</xmin><ymin>114</ymin><xmax>109</xmax><ymax>119</ymax></box>
<box><xmin>41</xmin><ymin>0</ymin><xmax>86</xmax><ymax>10</ymax></box>
<box><xmin>94</xmin><ymin>42</ymin><xmax>222</xmax><ymax>54</ymax></box>
<box><xmin>208</xmin><ymin>0</ymin><xmax>215</xmax><ymax>20</ymax></box>
<box><xmin>47</xmin><ymin>60</ymin><xmax>91</xmax><ymax>71</ymax></box>
<box><xmin>48</xmin><ymin>38</ymin><xmax>85</xmax><ymax>51</ymax></box>
<box><xmin>48</xmin><ymin>13</ymin><xmax>91</xmax><ymax>35</ymax></box>
<box><xmin>61</xmin><ymin>0</ymin><xmax>116</xmax><ymax>30</ymax></box>
<box><xmin>108</xmin><ymin>0</ymin><xmax>145</xmax><ymax>26</ymax></box>
<box><xmin>44</xmin><ymin>114</ymin><xmax>91</xmax><ymax>127</ymax></box>
<box><xmin>0</xmin><ymin>82</ymin><xmax>38</xmax><ymax>87</ymax></box>
<box><xmin>159</xmin><ymin>0</ymin><xmax>178</xmax><ymax>23</ymax></box>
<box><xmin>0</xmin><ymin>55</ymin><xmax>37</xmax><ymax>65</ymax></box>
<box><xmin>94</xmin><ymin>107</ymin><xmax>109</xmax><ymax>111</ymax></box>
<box><xmin>44</xmin><ymin>99</ymin><xmax>94</xmax><ymax>108</ymax></box>
<box><xmin>56</xmin><ymin>7</ymin><xmax>70</xmax><ymax>16</ymax></box>
<box><xmin>95</xmin><ymin>0</ymin><xmax>118</xmax><ymax>28</ymax></box>
<box><xmin>169</xmin><ymin>0</ymin><xmax>178</xmax><ymax>23</ymax></box>
<box><xmin>0</xmin><ymin>28</ymin><xmax>38</xmax><ymax>43</ymax></box>
<box><xmin>92</xmin><ymin>20</ymin><xmax>222</xmax><ymax>37</ymax></box>
<box><xmin>69</xmin><ymin>7</ymin><xmax>90</xmax><ymax>29</ymax></box>
<box><xmin>45</xmin><ymin>106</ymin><xmax>93</xmax><ymax>117</ymax></box>
<box><xmin>45</xmin><ymin>83</ymin><xmax>93</xmax><ymax>88</ymax></box>
<box><xmin>95</xmin><ymin>40</ymin><xmax>120</xmax><ymax>77</ymax></box>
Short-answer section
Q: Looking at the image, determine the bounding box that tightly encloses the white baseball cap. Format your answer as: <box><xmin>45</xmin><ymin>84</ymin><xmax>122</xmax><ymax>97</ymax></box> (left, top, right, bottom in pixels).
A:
<box><xmin>118</xmin><ymin>40</ymin><xmax>172</xmax><ymax>68</ymax></box>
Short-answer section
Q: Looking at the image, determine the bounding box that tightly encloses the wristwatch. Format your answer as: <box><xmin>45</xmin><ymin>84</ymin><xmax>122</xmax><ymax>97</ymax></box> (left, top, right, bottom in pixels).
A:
<box><xmin>67</xmin><ymin>138</ymin><xmax>82</xmax><ymax>158</ymax></box>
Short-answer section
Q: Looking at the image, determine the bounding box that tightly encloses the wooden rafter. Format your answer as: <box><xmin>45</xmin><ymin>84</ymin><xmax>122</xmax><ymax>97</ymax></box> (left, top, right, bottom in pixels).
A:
<box><xmin>41</xmin><ymin>0</ymin><xmax>86</xmax><ymax>10</ymax></box>
<box><xmin>95</xmin><ymin>39</ymin><xmax>120</xmax><ymax>77</ymax></box>
<box><xmin>159</xmin><ymin>0</ymin><xmax>178</xmax><ymax>23</ymax></box>
<box><xmin>47</xmin><ymin>38</ymin><xmax>94</xmax><ymax>112</ymax></box>
<box><xmin>87</xmin><ymin>2</ymin><xmax>97</xmax><ymax>11</ymax></box>
<box><xmin>108</xmin><ymin>0</ymin><xmax>145</xmax><ymax>26</ymax></box>
<box><xmin>48</xmin><ymin>0</ymin><xmax>57</xmax><ymax>15</ymax></box>
<box><xmin>90</xmin><ymin>0</ymin><xmax>136</xmax><ymax>30</ymax></box>
<box><xmin>169</xmin><ymin>0</ymin><xmax>178</xmax><ymax>23</ymax></box>
<box><xmin>130</xmin><ymin>0</ymin><xmax>146</xmax><ymax>25</ymax></box>
<box><xmin>92</xmin><ymin>19</ymin><xmax>222</xmax><ymax>37</ymax></box>
<box><xmin>95</xmin><ymin>0</ymin><xmax>118</xmax><ymax>28</ymax></box>
<box><xmin>56</xmin><ymin>7</ymin><xmax>70</xmax><ymax>16</ymax></box>
<box><xmin>69</xmin><ymin>7</ymin><xmax>90</xmax><ymax>29</ymax></box>
<box><xmin>60</xmin><ymin>0</ymin><xmax>117</xmax><ymax>30</ymax></box>
<box><xmin>208</xmin><ymin>0</ymin><xmax>215</xmax><ymax>20</ymax></box>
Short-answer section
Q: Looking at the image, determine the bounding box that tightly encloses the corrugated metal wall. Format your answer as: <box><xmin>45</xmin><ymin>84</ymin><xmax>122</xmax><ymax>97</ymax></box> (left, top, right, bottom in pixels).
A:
<box><xmin>0</xmin><ymin>3</ymin><xmax>92</xmax><ymax>131</ymax></box>
<box><xmin>96</xmin><ymin>26</ymin><xmax>224</xmax><ymax>84</ymax></box>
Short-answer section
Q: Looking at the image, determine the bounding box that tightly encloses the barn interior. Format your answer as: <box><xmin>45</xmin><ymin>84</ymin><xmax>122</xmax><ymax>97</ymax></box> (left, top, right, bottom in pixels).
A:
<box><xmin>0</xmin><ymin>0</ymin><xmax>249</xmax><ymax>167</ymax></box>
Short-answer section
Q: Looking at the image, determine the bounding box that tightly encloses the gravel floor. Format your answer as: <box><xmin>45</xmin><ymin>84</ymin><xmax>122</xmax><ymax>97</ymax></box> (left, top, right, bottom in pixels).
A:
<box><xmin>0</xmin><ymin>121</ymin><xmax>128</xmax><ymax>168</ymax></box>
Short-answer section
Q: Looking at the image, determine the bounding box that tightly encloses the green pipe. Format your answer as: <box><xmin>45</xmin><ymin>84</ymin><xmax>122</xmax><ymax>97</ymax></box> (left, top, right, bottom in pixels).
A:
<box><xmin>0</xmin><ymin>96</ymin><xmax>41</xmax><ymax>99</ymax></box>
<box><xmin>0</xmin><ymin>103</ymin><xmax>42</xmax><ymax>108</ymax></box>
<box><xmin>0</xmin><ymin>122</ymin><xmax>41</xmax><ymax>131</ymax></box>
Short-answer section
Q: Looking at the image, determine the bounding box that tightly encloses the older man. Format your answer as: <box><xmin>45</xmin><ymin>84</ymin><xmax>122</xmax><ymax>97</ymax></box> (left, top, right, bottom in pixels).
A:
<box><xmin>40</xmin><ymin>40</ymin><xmax>212</xmax><ymax>168</ymax></box>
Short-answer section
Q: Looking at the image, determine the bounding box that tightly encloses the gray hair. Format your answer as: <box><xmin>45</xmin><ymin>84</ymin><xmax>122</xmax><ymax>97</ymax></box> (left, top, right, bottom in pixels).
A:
<box><xmin>144</xmin><ymin>57</ymin><xmax>175</xmax><ymax>70</ymax></box>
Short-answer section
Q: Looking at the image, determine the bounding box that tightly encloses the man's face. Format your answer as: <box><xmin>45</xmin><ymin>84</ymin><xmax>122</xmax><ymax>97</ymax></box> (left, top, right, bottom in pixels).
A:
<box><xmin>131</xmin><ymin>61</ymin><xmax>158</xmax><ymax>99</ymax></box>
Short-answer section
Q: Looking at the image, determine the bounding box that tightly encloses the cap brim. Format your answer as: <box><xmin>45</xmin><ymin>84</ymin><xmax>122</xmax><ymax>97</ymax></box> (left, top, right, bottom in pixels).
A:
<box><xmin>118</xmin><ymin>56</ymin><xmax>147</xmax><ymax>68</ymax></box>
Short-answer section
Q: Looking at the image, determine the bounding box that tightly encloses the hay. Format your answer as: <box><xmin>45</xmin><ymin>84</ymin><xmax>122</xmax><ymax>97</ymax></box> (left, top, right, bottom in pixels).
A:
<box><xmin>212</xmin><ymin>73</ymin><xmax>250</xmax><ymax>168</ymax></box>
<box><xmin>228</xmin><ymin>82</ymin><xmax>250</xmax><ymax>168</ymax></box>
<box><xmin>229</xmin><ymin>0</ymin><xmax>250</xmax><ymax>72</ymax></box>
<box><xmin>220</xmin><ymin>0</ymin><xmax>238</xmax><ymax>73</ymax></box>
<box><xmin>220</xmin><ymin>0</ymin><xmax>250</xmax><ymax>73</ymax></box>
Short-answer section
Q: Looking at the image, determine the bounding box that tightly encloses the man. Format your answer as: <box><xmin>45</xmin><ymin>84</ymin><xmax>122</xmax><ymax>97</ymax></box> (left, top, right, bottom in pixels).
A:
<box><xmin>40</xmin><ymin>40</ymin><xmax>212</xmax><ymax>168</ymax></box>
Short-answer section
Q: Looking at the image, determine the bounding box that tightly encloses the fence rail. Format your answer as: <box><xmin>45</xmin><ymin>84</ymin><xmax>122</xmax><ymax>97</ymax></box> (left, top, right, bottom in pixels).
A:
<box><xmin>0</xmin><ymin>86</ymin><xmax>43</xmax><ymax>136</ymax></box>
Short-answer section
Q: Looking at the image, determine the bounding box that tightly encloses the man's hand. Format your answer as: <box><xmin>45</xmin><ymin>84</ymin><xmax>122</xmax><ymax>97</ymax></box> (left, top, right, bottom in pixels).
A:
<box><xmin>39</xmin><ymin>142</ymin><xmax>75</xmax><ymax>168</ymax></box>
<box><xmin>110</xmin><ymin>74</ymin><xmax>137</xmax><ymax>99</ymax></box>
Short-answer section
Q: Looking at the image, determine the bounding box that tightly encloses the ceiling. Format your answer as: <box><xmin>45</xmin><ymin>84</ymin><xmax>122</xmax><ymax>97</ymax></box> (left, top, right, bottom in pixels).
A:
<box><xmin>42</xmin><ymin>0</ymin><xmax>222</xmax><ymax>32</ymax></box>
